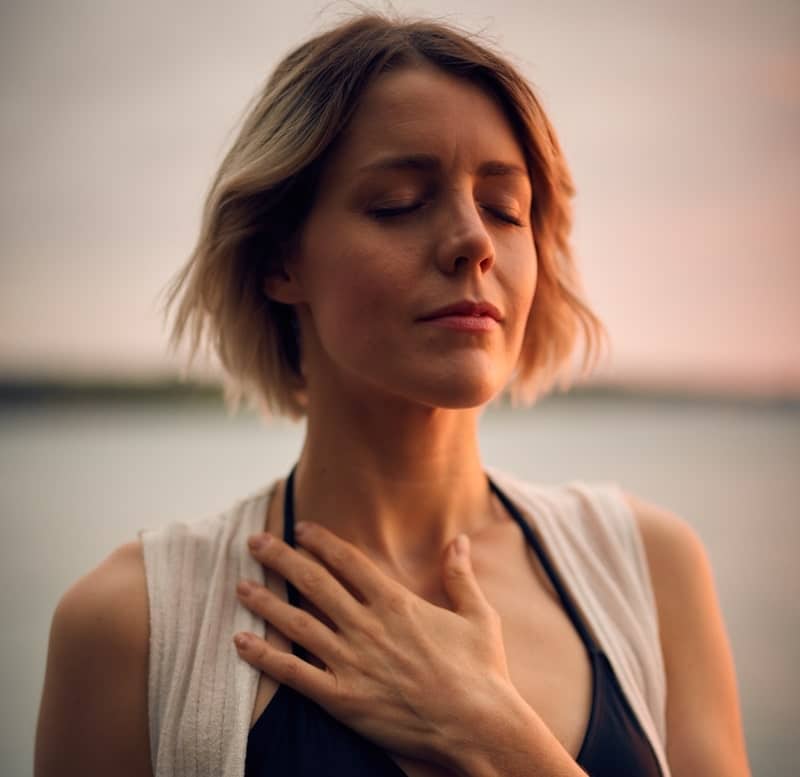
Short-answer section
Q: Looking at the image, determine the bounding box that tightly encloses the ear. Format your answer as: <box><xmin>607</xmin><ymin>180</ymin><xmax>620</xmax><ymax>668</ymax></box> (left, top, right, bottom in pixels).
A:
<box><xmin>263</xmin><ymin>263</ymin><xmax>306</xmax><ymax>305</ymax></box>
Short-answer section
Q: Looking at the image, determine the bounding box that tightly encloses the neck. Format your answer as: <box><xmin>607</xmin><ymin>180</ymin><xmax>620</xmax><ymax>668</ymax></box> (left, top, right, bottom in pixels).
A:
<box><xmin>292</xmin><ymin>388</ymin><xmax>497</xmax><ymax>584</ymax></box>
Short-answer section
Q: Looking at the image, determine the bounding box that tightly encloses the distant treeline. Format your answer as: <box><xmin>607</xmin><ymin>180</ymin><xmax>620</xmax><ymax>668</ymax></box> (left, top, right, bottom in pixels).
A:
<box><xmin>0</xmin><ymin>378</ymin><xmax>222</xmax><ymax>406</ymax></box>
<box><xmin>0</xmin><ymin>377</ymin><xmax>797</xmax><ymax>411</ymax></box>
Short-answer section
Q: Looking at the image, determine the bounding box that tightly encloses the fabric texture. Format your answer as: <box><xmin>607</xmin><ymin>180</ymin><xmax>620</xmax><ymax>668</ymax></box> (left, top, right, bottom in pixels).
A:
<box><xmin>140</xmin><ymin>469</ymin><xmax>671</xmax><ymax>777</ymax></box>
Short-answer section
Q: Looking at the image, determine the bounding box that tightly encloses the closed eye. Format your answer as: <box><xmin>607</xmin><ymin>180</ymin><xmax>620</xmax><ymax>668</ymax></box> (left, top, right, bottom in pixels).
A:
<box><xmin>486</xmin><ymin>208</ymin><xmax>525</xmax><ymax>227</ymax></box>
<box><xmin>369</xmin><ymin>203</ymin><xmax>422</xmax><ymax>218</ymax></box>
<box><xmin>369</xmin><ymin>203</ymin><xmax>525</xmax><ymax>227</ymax></box>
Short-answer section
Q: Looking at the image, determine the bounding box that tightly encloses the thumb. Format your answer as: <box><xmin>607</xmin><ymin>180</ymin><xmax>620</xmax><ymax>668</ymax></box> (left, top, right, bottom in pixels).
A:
<box><xmin>441</xmin><ymin>533</ymin><xmax>488</xmax><ymax>618</ymax></box>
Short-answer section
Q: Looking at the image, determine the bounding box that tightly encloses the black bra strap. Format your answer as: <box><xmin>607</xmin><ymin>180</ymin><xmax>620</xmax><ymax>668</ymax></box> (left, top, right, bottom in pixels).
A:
<box><xmin>283</xmin><ymin>466</ymin><xmax>300</xmax><ymax>605</ymax></box>
<box><xmin>487</xmin><ymin>475</ymin><xmax>601</xmax><ymax>655</ymax></box>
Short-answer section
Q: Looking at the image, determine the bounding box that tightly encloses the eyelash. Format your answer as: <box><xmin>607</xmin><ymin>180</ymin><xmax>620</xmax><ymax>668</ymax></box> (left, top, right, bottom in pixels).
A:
<box><xmin>370</xmin><ymin>202</ymin><xmax>525</xmax><ymax>227</ymax></box>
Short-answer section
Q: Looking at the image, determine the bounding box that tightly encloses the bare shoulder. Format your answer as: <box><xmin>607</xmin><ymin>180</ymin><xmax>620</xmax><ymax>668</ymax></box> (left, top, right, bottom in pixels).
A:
<box><xmin>55</xmin><ymin>540</ymin><xmax>148</xmax><ymax>641</ymax></box>
<box><xmin>35</xmin><ymin>541</ymin><xmax>152</xmax><ymax>777</ymax></box>
<box><xmin>620</xmin><ymin>491</ymin><xmax>709</xmax><ymax>595</ymax></box>
<box><xmin>47</xmin><ymin>540</ymin><xmax>150</xmax><ymax>682</ymax></box>
<box><xmin>620</xmin><ymin>491</ymin><xmax>751</xmax><ymax>777</ymax></box>
<box><xmin>620</xmin><ymin>489</ymin><xmax>721</xmax><ymax>667</ymax></box>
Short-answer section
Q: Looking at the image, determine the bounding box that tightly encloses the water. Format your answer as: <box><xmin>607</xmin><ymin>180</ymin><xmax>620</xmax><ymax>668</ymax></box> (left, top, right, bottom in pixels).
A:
<box><xmin>2</xmin><ymin>395</ymin><xmax>798</xmax><ymax>776</ymax></box>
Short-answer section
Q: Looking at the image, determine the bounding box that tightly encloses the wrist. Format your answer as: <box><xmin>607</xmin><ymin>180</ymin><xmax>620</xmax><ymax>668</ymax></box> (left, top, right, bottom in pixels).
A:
<box><xmin>437</xmin><ymin>682</ymin><xmax>586</xmax><ymax>777</ymax></box>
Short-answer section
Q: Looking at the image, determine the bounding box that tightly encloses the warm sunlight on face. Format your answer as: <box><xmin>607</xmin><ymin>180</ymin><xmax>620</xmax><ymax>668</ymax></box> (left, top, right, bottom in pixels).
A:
<box><xmin>290</xmin><ymin>64</ymin><xmax>538</xmax><ymax>410</ymax></box>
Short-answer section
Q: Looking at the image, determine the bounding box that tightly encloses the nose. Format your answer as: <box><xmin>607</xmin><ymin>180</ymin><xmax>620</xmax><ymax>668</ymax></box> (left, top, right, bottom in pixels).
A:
<box><xmin>434</xmin><ymin>196</ymin><xmax>495</xmax><ymax>276</ymax></box>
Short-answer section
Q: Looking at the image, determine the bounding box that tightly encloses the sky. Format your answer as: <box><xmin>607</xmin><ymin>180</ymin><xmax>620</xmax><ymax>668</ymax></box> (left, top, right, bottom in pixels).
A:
<box><xmin>1</xmin><ymin>0</ymin><xmax>798</xmax><ymax>395</ymax></box>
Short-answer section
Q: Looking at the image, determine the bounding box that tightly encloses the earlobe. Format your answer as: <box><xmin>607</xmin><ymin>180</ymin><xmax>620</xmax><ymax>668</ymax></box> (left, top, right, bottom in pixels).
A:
<box><xmin>263</xmin><ymin>268</ymin><xmax>305</xmax><ymax>305</ymax></box>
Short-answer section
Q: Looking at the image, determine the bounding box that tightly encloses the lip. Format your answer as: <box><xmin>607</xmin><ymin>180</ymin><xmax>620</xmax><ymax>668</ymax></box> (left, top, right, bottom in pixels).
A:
<box><xmin>423</xmin><ymin>315</ymin><xmax>498</xmax><ymax>332</ymax></box>
<box><xmin>418</xmin><ymin>299</ymin><xmax>503</xmax><ymax>322</ymax></box>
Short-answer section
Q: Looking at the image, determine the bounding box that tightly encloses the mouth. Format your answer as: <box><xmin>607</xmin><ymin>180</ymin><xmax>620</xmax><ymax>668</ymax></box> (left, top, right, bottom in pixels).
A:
<box><xmin>421</xmin><ymin>314</ymin><xmax>498</xmax><ymax>332</ymax></box>
<box><xmin>418</xmin><ymin>299</ymin><xmax>503</xmax><ymax>322</ymax></box>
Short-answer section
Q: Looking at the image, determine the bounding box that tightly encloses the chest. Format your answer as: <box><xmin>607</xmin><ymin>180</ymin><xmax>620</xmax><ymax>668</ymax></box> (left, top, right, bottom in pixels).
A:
<box><xmin>251</xmin><ymin>522</ymin><xmax>594</xmax><ymax>777</ymax></box>
<box><xmin>395</xmin><ymin>530</ymin><xmax>593</xmax><ymax>777</ymax></box>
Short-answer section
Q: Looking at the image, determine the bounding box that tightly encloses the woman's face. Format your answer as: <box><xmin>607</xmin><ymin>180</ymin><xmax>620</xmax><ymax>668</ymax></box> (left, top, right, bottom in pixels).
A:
<box><xmin>285</xmin><ymin>64</ymin><xmax>537</xmax><ymax>410</ymax></box>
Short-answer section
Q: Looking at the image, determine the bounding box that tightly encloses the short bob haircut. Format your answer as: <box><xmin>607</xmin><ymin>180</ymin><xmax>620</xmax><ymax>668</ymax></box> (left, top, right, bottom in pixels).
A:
<box><xmin>165</xmin><ymin>12</ymin><xmax>608</xmax><ymax>419</ymax></box>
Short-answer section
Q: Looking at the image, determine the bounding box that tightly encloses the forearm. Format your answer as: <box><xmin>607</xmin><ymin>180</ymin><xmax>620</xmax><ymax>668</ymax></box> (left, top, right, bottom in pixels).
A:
<box><xmin>439</xmin><ymin>685</ymin><xmax>587</xmax><ymax>777</ymax></box>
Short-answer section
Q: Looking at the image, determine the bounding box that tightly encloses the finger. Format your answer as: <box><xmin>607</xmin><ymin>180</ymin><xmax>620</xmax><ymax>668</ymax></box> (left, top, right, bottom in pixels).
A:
<box><xmin>248</xmin><ymin>533</ymin><xmax>362</xmax><ymax>629</ymax></box>
<box><xmin>236</xmin><ymin>580</ymin><xmax>349</xmax><ymax>665</ymax></box>
<box><xmin>293</xmin><ymin>521</ymin><xmax>397</xmax><ymax>605</ymax></box>
<box><xmin>440</xmin><ymin>534</ymin><xmax>491</xmax><ymax>619</ymax></box>
<box><xmin>233</xmin><ymin>631</ymin><xmax>337</xmax><ymax>705</ymax></box>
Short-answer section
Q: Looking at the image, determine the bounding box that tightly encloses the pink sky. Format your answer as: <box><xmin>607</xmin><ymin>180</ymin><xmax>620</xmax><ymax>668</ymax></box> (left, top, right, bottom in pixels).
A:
<box><xmin>1</xmin><ymin>1</ymin><xmax>798</xmax><ymax>395</ymax></box>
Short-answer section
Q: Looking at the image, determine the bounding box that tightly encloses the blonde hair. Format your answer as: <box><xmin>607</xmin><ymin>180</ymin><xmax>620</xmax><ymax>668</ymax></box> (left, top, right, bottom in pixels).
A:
<box><xmin>165</xmin><ymin>12</ymin><xmax>608</xmax><ymax>419</ymax></box>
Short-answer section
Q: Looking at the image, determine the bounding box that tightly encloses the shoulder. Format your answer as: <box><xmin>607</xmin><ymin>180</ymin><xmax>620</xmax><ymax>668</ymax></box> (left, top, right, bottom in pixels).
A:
<box><xmin>621</xmin><ymin>490</ymin><xmax>701</xmax><ymax>558</ymax></box>
<box><xmin>619</xmin><ymin>490</ymin><xmax>713</xmax><ymax>641</ymax></box>
<box><xmin>618</xmin><ymin>489</ymin><xmax>717</xmax><ymax>667</ymax></box>
<box><xmin>54</xmin><ymin>540</ymin><xmax>149</xmax><ymax>646</ymax></box>
<box><xmin>45</xmin><ymin>542</ymin><xmax>149</xmax><ymax>694</ymax></box>
<box><xmin>621</xmin><ymin>491</ymin><xmax>706</xmax><ymax>575</ymax></box>
<box><xmin>619</xmin><ymin>491</ymin><xmax>752</xmax><ymax>776</ymax></box>
<box><xmin>36</xmin><ymin>541</ymin><xmax>151</xmax><ymax>776</ymax></box>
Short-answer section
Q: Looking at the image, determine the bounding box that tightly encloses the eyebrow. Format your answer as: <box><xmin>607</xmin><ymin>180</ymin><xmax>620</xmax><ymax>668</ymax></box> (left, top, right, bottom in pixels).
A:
<box><xmin>357</xmin><ymin>153</ymin><xmax>528</xmax><ymax>180</ymax></box>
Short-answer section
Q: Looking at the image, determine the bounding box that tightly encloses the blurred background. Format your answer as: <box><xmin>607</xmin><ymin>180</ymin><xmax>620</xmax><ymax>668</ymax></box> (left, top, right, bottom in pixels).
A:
<box><xmin>1</xmin><ymin>1</ymin><xmax>798</xmax><ymax>775</ymax></box>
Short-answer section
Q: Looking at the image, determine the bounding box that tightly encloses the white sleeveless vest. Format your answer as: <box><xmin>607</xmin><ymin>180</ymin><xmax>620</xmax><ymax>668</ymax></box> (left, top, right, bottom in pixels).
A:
<box><xmin>140</xmin><ymin>468</ymin><xmax>671</xmax><ymax>777</ymax></box>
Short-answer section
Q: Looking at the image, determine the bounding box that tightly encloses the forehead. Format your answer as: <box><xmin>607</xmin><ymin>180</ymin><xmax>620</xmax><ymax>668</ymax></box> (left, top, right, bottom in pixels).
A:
<box><xmin>322</xmin><ymin>64</ymin><xmax>529</xmax><ymax>179</ymax></box>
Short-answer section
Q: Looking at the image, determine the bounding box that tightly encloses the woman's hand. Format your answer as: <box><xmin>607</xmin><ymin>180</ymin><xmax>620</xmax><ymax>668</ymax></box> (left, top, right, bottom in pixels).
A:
<box><xmin>234</xmin><ymin>521</ymin><xmax>518</xmax><ymax>767</ymax></box>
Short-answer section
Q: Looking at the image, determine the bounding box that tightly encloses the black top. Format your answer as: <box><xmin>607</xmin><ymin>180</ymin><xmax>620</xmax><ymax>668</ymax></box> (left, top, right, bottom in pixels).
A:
<box><xmin>245</xmin><ymin>468</ymin><xmax>663</xmax><ymax>777</ymax></box>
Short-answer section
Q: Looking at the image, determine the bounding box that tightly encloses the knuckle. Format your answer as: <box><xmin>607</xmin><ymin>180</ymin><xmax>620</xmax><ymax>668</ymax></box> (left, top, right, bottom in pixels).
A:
<box><xmin>328</xmin><ymin>546</ymin><xmax>349</xmax><ymax>569</ymax></box>
<box><xmin>334</xmin><ymin>683</ymin><xmax>358</xmax><ymax>714</ymax></box>
<box><xmin>331</xmin><ymin>642</ymin><xmax>350</xmax><ymax>665</ymax></box>
<box><xmin>299</xmin><ymin>566</ymin><xmax>324</xmax><ymax>592</ymax></box>
<box><xmin>384</xmin><ymin>591</ymin><xmax>411</xmax><ymax>617</ymax></box>
<box><xmin>445</xmin><ymin>564</ymin><xmax>467</xmax><ymax>581</ymax></box>
<box><xmin>289</xmin><ymin>610</ymin><xmax>312</xmax><ymax>636</ymax></box>
<box><xmin>281</xmin><ymin>654</ymin><xmax>302</xmax><ymax>683</ymax></box>
<box><xmin>361</xmin><ymin>617</ymin><xmax>386</xmax><ymax>643</ymax></box>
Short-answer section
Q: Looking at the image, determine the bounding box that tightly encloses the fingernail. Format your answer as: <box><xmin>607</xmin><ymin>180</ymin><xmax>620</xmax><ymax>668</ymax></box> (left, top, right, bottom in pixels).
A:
<box><xmin>234</xmin><ymin>633</ymin><xmax>250</xmax><ymax>649</ymax></box>
<box><xmin>295</xmin><ymin>521</ymin><xmax>308</xmax><ymax>537</ymax></box>
<box><xmin>236</xmin><ymin>580</ymin><xmax>252</xmax><ymax>597</ymax></box>
<box><xmin>455</xmin><ymin>533</ymin><xmax>469</xmax><ymax>557</ymax></box>
<box><xmin>248</xmin><ymin>533</ymin><xmax>272</xmax><ymax>551</ymax></box>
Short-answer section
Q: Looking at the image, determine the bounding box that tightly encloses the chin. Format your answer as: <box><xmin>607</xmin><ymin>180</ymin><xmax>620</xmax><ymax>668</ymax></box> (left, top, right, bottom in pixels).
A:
<box><xmin>444</xmin><ymin>384</ymin><xmax>498</xmax><ymax>409</ymax></box>
<box><xmin>339</xmin><ymin>353</ymin><xmax>509</xmax><ymax>410</ymax></box>
<box><xmin>407</xmin><ymin>372</ymin><xmax>503</xmax><ymax>410</ymax></box>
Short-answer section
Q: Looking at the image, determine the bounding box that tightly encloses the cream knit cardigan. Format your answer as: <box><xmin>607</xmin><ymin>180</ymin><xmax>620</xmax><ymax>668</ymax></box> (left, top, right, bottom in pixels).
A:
<box><xmin>140</xmin><ymin>468</ymin><xmax>671</xmax><ymax>777</ymax></box>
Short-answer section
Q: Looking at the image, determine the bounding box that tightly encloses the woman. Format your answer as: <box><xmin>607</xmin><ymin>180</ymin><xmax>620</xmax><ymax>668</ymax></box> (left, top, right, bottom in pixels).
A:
<box><xmin>35</xmin><ymin>13</ymin><xmax>751</xmax><ymax>777</ymax></box>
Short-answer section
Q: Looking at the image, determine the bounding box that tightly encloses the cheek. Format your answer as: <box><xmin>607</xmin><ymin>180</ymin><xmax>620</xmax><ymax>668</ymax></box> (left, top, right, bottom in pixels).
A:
<box><xmin>306</xmin><ymin>241</ymin><xmax>413</xmax><ymax>355</ymax></box>
<box><xmin>503</xmin><ymin>240</ymin><xmax>538</xmax><ymax>324</ymax></box>
<box><xmin>523</xmin><ymin>258</ymin><xmax>538</xmax><ymax>312</ymax></box>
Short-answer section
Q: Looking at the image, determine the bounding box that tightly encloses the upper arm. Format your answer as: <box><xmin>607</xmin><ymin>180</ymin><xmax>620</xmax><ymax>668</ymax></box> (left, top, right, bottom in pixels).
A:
<box><xmin>35</xmin><ymin>540</ymin><xmax>153</xmax><ymax>777</ymax></box>
<box><xmin>623</xmin><ymin>492</ymin><xmax>751</xmax><ymax>777</ymax></box>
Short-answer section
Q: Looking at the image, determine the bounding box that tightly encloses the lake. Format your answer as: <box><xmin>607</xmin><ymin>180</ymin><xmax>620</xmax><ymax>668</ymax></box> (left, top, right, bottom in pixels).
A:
<box><xmin>2</xmin><ymin>394</ymin><xmax>797</xmax><ymax>776</ymax></box>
